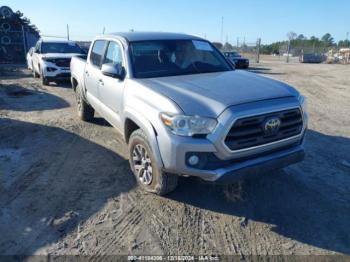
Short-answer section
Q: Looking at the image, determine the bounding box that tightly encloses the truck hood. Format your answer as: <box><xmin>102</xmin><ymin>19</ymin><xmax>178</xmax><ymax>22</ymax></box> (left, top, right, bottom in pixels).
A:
<box><xmin>137</xmin><ymin>70</ymin><xmax>299</xmax><ymax>117</ymax></box>
<box><xmin>40</xmin><ymin>53</ymin><xmax>84</xmax><ymax>59</ymax></box>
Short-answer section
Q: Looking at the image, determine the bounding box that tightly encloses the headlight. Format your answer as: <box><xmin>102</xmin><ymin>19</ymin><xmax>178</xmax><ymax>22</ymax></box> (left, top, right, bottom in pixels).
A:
<box><xmin>299</xmin><ymin>95</ymin><xmax>307</xmax><ymax>113</ymax></box>
<box><xmin>160</xmin><ymin>113</ymin><xmax>217</xmax><ymax>136</ymax></box>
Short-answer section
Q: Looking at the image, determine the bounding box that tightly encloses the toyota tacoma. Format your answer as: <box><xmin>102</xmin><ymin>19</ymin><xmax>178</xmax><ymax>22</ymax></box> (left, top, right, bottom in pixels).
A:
<box><xmin>70</xmin><ymin>32</ymin><xmax>308</xmax><ymax>195</ymax></box>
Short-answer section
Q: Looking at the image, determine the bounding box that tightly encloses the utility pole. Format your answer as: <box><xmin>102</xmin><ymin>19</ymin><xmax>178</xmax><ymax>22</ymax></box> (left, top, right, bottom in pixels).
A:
<box><xmin>237</xmin><ymin>37</ymin><xmax>239</xmax><ymax>48</ymax></box>
<box><xmin>102</xmin><ymin>27</ymin><xmax>105</xmax><ymax>34</ymax></box>
<box><xmin>256</xmin><ymin>38</ymin><xmax>261</xmax><ymax>63</ymax></box>
<box><xmin>21</xmin><ymin>25</ymin><xmax>27</xmax><ymax>60</ymax></box>
<box><xmin>286</xmin><ymin>40</ymin><xmax>291</xmax><ymax>63</ymax></box>
<box><xmin>66</xmin><ymin>24</ymin><xmax>70</xmax><ymax>40</ymax></box>
<box><xmin>220</xmin><ymin>16</ymin><xmax>224</xmax><ymax>45</ymax></box>
<box><xmin>346</xmin><ymin>32</ymin><xmax>349</xmax><ymax>41</ymax></box>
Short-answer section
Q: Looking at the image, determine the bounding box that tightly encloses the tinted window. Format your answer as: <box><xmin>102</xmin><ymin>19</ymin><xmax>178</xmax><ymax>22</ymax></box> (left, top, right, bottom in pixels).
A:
<box><xmin>130</xmin><ymin>40</ymin><xmax>231</xmax><ymax>78</ymax></box>
<box><xmin>41</xmin><ymin>42</ymin><xmax>84</xmax><ymax>54</ymax></box>
<box><xmin>90</xmin><ymin>40</ymin><xmax>106</xmax><ymax>67</ymax></box>
<box><xmin>103</xmin><ymin>42</ymin><xmax>123</xmax><ymax>65</ymax></box>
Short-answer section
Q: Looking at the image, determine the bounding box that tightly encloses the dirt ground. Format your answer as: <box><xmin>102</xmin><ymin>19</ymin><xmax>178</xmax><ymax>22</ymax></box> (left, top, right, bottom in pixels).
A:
<box><xmin>0</xmin><ymin>60</ymin><xmax>350</xmax><ymax>259</ymax></box>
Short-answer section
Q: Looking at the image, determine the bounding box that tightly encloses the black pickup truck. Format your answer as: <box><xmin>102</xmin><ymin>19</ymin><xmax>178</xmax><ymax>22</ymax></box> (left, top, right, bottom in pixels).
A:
<box><xmin>223</xmin><ymin>51</ymin><xmax>249</xmax><ymax>69</ymax></box>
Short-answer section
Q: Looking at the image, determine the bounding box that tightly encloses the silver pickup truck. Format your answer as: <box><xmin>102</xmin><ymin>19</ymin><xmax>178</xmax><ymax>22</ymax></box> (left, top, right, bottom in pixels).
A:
<box><xmin>70</xmin><ymin>32</ymin><xmax>308</xmax><ymax>195</ymax></box>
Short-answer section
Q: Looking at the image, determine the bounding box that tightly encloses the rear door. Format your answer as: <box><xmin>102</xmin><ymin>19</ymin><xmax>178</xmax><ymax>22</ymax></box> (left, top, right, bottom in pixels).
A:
<box><xmin>98</xmin><ymin>40</ymin><xmax>125</xmax><ymax>128</ymax></box>
<box><xmin>84</xmin><ymin>40</ymin><xmax>107</xmax><ymax>100</ymax></box>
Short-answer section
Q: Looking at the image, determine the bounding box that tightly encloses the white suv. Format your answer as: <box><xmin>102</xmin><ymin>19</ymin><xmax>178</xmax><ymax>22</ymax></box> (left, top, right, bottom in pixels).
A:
<box><xmin>30</xmin><ymin>39</ymin><xmax>86</xmax><ymax>85</ymax></box>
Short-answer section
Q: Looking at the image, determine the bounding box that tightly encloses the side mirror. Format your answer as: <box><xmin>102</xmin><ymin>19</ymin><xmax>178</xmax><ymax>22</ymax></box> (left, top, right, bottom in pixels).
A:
<box><xmin>101</xmin><ymin>63</ymin><xmax>125</xmax><ymax>80</ymax></box>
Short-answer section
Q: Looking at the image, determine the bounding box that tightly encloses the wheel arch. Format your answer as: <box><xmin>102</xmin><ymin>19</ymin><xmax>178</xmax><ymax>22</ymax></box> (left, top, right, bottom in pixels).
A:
<box><xmin>71</xmin><ymin>75</ymin><xmax>78</xmax><ymax>91</ymax></box>
<box><xmin>123</xmin><ymin>108</ymin><xmax>163</xmax><ymax>170</ymax></box>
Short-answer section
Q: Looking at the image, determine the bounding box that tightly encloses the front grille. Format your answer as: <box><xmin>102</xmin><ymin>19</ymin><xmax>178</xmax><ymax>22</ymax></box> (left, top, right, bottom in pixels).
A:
<box><xmin>52</xmin><ymin>58</ymin><xmax>71</xmax><ymax>68</ymax></box>
<box><xmin>236</xmin><ymin>60</ymin><xmax>248</xmax><ymax>65</ymax></box>
<box><xmin>225</xmin><ymin>108</ymin><xmax>303</xmax><ymax>151</ymax></box>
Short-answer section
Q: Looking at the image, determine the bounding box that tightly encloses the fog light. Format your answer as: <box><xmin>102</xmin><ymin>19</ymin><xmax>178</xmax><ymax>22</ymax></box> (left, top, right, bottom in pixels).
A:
<box><xmin>188</xmin><ymin>155</ymin><xmax>199</xmax><ymax>166</ymax></box>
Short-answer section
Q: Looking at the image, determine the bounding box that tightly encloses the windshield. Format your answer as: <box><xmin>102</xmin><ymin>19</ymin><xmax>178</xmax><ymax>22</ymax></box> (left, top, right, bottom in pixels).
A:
<box><xmin>41</xmin><ymin>42</ymin><xmax>84</xmax><ymax>54</ymax></box>
<box><xmin>130</xmin><ymin>40</ymin><xmax>232</xmax><ymax>78</ymax></box>
<box><xmin>225</xmin><ymin>52</ymin><xmax>240</xmax><ymax>57</ymax></box>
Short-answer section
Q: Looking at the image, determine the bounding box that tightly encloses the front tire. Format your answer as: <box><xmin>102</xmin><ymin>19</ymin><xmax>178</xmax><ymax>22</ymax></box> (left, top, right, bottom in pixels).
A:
<box><xmin>128</xmin><ymin>129</ymin><xmax>178</xmax><ymax>195</ymax></box>
<box><xmin>41</xmin><ymin>69</ymin><xmax>49</xmax><ymax>85</ymax></box>
<box><xmin>75</xmin><ymin>84</ymin><xmax>94</xmax><ymax>121</ymax></box>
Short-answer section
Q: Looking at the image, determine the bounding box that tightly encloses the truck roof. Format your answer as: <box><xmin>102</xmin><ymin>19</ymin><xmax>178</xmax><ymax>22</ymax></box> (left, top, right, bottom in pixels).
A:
<box><xmin>102</xmin><ymin>32</ymin><xmax>204</xmax><ymax>42</ymax></box>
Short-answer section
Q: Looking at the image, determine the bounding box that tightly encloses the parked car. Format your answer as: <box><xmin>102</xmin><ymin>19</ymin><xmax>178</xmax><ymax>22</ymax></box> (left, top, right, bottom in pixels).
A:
<box><xmin>26</xmin><ymin>47</ymin><xmax>35</xmax><ymax>70</ymax></box>
<box><xmin>30</xmin><ymin>39</ymin><xmax>86</xmax><ymax>85</ymax></box>
<box><xmin>223</xmin><ymin>51</ymin><xmax>249</xmax><ymax>68</ymax></box>
<box><xmin>71</xmin><ymin>32</ymin><xmax>308</xmax><ymax>195</ymax></box>
<box><xmin>299</xmin><ymin>53</ymin><xmax>325</xmax><ymax>63</ymax></box>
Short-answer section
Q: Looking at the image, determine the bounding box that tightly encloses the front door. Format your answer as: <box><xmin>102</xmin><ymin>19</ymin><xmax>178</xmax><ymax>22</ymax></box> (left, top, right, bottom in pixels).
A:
<box><xmin>98</xmin><ymin>40</ymin><xmax>125</xmax><ymax>129</ymax></box>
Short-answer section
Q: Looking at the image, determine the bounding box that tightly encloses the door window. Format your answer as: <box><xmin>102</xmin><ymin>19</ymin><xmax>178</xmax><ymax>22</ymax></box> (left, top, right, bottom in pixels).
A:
<box><xmin>103</xmin><ymin>41</ymin><xmax>123</xmax><ymax>65</ymax></box>
<box><xmin>90</xmin><ymin>40</ymin><xmax>106</xmax><ymax>67</ymax></box>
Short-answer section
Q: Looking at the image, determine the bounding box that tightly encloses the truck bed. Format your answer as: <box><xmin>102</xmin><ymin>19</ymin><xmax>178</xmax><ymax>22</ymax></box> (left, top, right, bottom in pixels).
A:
<box><xmin>70</xmin><ymin>56</ymin><xmax>87</xmax><ymax>89</ymax></box>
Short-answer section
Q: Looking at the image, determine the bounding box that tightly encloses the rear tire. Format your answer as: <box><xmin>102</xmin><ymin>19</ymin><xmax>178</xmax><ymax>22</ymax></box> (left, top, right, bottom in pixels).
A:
<box><xmin>75</xmin><ymin>84</ymin><xmax>94</xmax><ymax>121</ymax></box>
<box><xmin>128</xmin><ymin>129</ymin><xmax>178</xmax><ymax>195</ymax></box>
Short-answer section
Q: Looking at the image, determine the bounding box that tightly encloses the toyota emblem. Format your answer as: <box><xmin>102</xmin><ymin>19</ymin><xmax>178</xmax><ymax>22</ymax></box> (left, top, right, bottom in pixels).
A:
<box><xmin>263</xmin><ymin>117</ymin><xmax>281</xmax><ymax>135</ymax></box>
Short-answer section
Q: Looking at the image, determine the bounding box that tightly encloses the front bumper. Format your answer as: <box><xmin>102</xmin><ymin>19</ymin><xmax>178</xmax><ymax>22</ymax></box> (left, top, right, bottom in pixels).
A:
<box><xmin>161</xmin><ymin>137</ymin><xmax>304</xmax><ymax>182</ymax></box>
<box><xmin>206</xmin><ymin>144</ymin><xmax>304</xmax><ymax>183</ymax></box>
<box><xmin>46</xmin><ymin>73</ymin><xmax>71</xmax><ymax>81</ymax></box>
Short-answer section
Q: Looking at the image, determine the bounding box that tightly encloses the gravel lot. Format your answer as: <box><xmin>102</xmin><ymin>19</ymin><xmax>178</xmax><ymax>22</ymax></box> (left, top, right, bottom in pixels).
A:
<box><xmin>0</xmin><ymin>60</ymin><xmax>349</xmax><ymax>259</ymax></box>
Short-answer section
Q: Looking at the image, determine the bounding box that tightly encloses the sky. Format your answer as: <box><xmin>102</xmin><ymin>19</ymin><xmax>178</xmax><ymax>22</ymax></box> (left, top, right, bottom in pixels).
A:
<box><xmin>2</xmin><ymin>0</ymin><xmax>350</xmax><ymax>44</ymax></box>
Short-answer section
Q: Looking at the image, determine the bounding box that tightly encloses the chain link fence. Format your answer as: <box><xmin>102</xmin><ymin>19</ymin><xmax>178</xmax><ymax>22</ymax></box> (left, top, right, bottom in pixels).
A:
<box><xmin>0</xmin><ymin>6</ymin><xmax>39</xmax><ymax>64</ymax></box>
<box><xmin>219</xmin><ymin>38</ymin><xmax>262</xmax><ymax>63</ymax></box>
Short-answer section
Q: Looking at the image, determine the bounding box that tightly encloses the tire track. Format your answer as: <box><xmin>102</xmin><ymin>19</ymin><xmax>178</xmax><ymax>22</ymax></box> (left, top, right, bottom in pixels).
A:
<box><xmin>89</xmin><ymin>193</ymin><xmax>145</xmax><ymax>260</ymax></box>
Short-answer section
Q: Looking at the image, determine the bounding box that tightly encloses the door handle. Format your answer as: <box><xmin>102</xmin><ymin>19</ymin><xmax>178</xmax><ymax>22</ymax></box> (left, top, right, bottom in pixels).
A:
<box><xmin>85</xmin><ymin>70</ymin><xmax>89</xmax><ymax>76</ymax></box>
<box><xmin>98</xmin><ymin>79</ymin><xmax>104</xmax><ymax>86</ymax></box>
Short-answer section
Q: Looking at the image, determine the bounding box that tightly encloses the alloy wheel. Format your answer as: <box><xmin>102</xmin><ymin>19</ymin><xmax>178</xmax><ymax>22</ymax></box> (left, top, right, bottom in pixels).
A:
<box><xmin>132</xmin><ymin>144</ymin><xmax>153</xmax><ymax>185</ymax></box>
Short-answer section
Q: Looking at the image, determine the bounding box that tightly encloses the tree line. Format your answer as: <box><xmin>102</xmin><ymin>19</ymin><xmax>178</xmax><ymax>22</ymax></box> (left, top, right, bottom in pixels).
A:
<box><xmin>13</xmin><ymin>10</ymin><xmax>40</xmax><ymax>37</ymax></box>
<box><xmin>261</xmin><ymin>32</ymin><xmax>349</xmax><ymax>55</ymax></box>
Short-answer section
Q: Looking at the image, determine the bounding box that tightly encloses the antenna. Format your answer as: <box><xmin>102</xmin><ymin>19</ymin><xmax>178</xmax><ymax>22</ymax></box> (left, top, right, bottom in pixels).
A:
<box><xmin>220</xmin><ymin>16</ymin><xmax>224</xmax><ymax>44</ymax></box>
<box><xmin>66</xmin><ymin>24</ymin><xmax>70</xmax><ymax>40</ymax></box>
